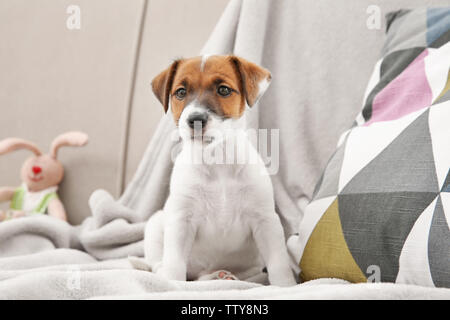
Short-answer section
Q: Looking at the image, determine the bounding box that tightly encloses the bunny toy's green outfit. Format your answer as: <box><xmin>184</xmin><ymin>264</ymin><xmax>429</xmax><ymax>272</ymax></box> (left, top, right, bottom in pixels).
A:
<box><xmin>9</xmin><ymin>184</ymin><xmax>58</xmax><ymax>215</ymax></box>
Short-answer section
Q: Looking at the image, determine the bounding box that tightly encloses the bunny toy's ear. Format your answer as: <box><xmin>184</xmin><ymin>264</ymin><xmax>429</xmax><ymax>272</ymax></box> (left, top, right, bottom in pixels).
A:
<box><xmin>50</xmin><ymin>131</ymin><xmax>89</xmax><ymax>159</ymax></box>
<box><xmin>0</xmin><ymin>138</ymin><xmax>42</xmax><ymax>156</ymax></box>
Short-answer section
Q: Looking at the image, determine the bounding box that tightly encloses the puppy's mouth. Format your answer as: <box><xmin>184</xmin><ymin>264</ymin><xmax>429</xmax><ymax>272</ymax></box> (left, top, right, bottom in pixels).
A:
<box><xmin>190</xmin><ymin>134</ymin><xmax>214</xmax><ymax>144</ymax></box>
<box><xmin>189</xmin><ymin>123</ymin><xmax>214</xmax><ymax>143</ymax></box>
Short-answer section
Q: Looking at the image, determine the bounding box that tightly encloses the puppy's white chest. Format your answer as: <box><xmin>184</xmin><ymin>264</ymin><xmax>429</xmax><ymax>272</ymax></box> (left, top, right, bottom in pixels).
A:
<box><xmin>192</xmin><ymin>176</ymin><xmax>252</xmax><ymax>239</ymax></box>
<box><xmin>196</xmin><ymin>178</ymin><xmax>246</xmax><ymax>219</ymax></box>
<box><xmin>185</xmin><ymin>174</ymin><xmax>261</xmax><ymax>274</ymax></box>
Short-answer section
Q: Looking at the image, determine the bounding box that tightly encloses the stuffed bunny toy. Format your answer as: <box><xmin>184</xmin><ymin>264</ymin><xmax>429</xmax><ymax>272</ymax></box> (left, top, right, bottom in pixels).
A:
<box><xmin>0</xmin><ymin>131</ymin><xmax>88</xmax><ymax>222</ymax></box>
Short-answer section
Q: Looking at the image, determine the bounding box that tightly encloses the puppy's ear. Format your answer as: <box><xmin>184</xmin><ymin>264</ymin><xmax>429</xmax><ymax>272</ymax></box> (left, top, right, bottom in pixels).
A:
<box><xmin>151</xmin><ymin>60</ymin><xmax>180</xmax><ymax>113</ymax></box>
<box><xmin>231</xmin><ymin>56</ymin><xmax>272</xmax><ymax>107</ymax></box>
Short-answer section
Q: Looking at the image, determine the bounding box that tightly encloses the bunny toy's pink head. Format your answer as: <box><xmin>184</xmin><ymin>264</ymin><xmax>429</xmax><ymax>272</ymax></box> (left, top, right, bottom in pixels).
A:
<box><xmin>0</xmin><ymin>132</ymin><xmax>88</xmax><ymax>192</ymax></box>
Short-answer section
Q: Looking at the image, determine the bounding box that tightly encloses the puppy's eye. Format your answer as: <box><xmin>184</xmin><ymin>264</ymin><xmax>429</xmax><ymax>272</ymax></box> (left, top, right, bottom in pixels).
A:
<box><xmin>217</xmin><ymin>85</ymin><xmax>232</xmax><ymax>97</ymax></box>
<box><xmin>174</xmin><ymin>88</ymin><xmax>186</xmax><ymax>100</ymax></box>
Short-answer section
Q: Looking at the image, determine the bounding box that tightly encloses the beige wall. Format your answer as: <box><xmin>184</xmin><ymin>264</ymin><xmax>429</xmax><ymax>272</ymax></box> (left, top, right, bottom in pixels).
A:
<box><xmin>0</xmin><ymin>0</ymin><xmax>229</xmax><ymax>224</ymax></box>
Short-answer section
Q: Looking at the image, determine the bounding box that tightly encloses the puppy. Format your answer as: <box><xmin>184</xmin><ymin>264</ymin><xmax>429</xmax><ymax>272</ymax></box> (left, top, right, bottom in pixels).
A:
<box><xmin>143</xmin><ymin>55</ymin><xmax>296</xmax><ymax>286</ymax></box>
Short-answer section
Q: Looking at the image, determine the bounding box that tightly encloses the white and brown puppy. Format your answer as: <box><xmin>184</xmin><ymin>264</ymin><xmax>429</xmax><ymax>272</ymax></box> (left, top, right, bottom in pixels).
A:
<box><xmin>143</xmin><ymin>55</ymin><xmax>296</xmax><ymax>286</ymax></box>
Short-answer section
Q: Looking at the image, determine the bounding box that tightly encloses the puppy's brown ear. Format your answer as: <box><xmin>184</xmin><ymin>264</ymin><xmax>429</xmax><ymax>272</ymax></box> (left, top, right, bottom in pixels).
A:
<box><xmin>151</xmin><ymin>60</ymin><xmax>180</xmax><ymax>112</ymax></box>
<box><xmin>231</xmin><ymin>56</ymin><xmax>272</xmax><ymax>107</ymax></box>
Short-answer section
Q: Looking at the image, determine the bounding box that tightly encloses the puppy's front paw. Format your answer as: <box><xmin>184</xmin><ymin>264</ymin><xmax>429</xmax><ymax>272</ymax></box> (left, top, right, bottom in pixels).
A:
<box><xmin>156</xmin><ymin>264</ymin><xmax>186</xmax><ymax>281</ymax></box>
<box><xmin>198</xmin><ymin>270</ymin><xmax>238</xmax><ymax>281</ymax></box>
<box><xmin>268</xmin><ymin>271</ymin><xmax>297</xmax><ymax>287</ymax></box>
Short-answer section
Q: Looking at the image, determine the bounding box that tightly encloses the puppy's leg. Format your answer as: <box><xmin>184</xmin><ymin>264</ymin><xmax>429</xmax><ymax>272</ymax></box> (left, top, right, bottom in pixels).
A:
<box><xmin>158</xmin><ymin>212</ymin><xmax>197</xmax><ymax>281</ymax></box>
<box><xmin>251</xmin><ymin>215</ymin><xmax>297</xmax><ymax>287</ymax></box>
<box><xmin>143</xmin><ymin>210</ymin><xmax>164</xmax><ymax>272</ymax></box>
<box><xmin>235</xmin><ymin>266</ymin><xmax>264</xmax><ymax>281</ymax></box>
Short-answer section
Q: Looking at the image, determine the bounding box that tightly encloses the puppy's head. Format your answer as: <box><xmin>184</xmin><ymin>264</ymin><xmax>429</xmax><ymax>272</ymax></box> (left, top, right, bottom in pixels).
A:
<box><xmin>151</xmin><ymin>55</ymin><xmax>271</xmax><ymax>142</ymax></box>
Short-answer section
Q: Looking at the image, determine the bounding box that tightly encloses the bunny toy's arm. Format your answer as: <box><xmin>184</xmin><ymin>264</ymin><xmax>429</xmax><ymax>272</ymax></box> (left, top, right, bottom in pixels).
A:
<box><xmin>0</xmin><ymin>187</ymin><xmax>15</xmax><ymax>203</ymax></box>
<box><xmin>47</xmin><ymin>197</ymin><xmax>67</xmax><ymax>222</ymax></box>
<box><xmin>0</xmin><ymin>187</ymin><xmax>15</xmax><ymax>221</ymax></box>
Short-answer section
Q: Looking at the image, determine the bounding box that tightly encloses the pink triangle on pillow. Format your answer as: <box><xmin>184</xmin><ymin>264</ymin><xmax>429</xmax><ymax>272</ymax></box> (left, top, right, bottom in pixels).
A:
<box><xmin>365</xmin><ymin>49</ymin><xmax>432</xmax><ymax>126</ymax></box>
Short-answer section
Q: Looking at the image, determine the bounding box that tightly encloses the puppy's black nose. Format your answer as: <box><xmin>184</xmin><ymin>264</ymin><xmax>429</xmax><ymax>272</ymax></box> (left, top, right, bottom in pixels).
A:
<box><xmin>187</xmin><ymin>112</ymin><xmax>208</xmax><ymax>129</ymax></box>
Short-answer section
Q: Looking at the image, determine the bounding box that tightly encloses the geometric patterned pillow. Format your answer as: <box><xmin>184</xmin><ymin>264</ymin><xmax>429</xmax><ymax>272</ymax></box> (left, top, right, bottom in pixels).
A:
<box><xmin>287</xmin><ymin>7</ymin><xmax>450</xmax><ymax>288</ymax></box>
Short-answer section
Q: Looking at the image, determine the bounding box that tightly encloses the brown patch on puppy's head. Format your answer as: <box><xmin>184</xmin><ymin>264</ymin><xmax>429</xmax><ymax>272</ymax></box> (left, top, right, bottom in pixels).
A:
<box><xmin>151</xmin><ymin>55</ymin><xmax>271</xmax><ymax>124</ymax></box>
